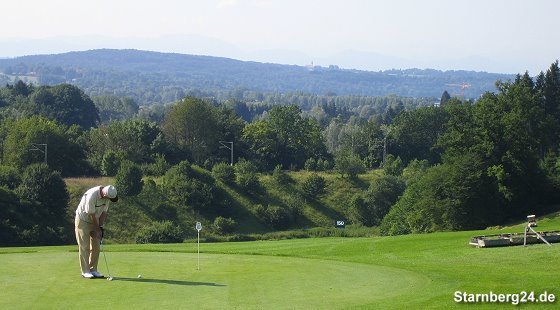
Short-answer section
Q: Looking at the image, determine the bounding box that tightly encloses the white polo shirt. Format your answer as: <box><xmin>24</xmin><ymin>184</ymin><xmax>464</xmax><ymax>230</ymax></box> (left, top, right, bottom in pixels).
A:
<box><xmin>75</xmin><ymin>186</ymin><xmax>110</xmax><ymax>223</ymax></box>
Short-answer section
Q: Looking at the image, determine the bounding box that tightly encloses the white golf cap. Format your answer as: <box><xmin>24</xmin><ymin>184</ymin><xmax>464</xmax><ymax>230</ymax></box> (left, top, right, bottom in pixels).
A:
<box><xmin>103</xmin><ymin>185</ymin><xmax>118</xmax><ymax>202</ymax></box>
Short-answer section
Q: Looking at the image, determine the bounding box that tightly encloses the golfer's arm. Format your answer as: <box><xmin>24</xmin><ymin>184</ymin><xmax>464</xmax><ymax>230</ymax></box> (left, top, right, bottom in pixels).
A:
<box><xmin>98</xmin><ymin>212</ymin><xmax>107</xmax><ymax>227</ymax></box>
<box><xmin>90</xmin><ymin>213</ymin><xmax>100</xmax><ymax>228</ymax></box>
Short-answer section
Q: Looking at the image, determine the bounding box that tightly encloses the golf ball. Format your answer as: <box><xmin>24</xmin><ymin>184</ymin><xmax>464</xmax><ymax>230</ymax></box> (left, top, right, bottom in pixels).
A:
<box><xmin>107</xmin><ymin>277</ymin><xmax>113</xmax><ymax>281</ymax></box>
<box><xmin>137</xmin><ymin>274</ymin><xmax>142</xmax><ymax>278</ymax></box>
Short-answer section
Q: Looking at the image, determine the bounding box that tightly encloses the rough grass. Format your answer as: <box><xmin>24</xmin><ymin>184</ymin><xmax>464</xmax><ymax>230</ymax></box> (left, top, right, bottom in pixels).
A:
<box><xmin>64</xmin><ymin>176</ymin><xmax>116</xmax><ymax>189</ymax></box>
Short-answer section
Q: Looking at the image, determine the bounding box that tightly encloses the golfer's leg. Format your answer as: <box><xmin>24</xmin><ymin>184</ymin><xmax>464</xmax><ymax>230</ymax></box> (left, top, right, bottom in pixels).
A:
<box><xmin>75</xmin><ymin>216</ymin><xmax>91</xmax><ymax>274</ymax></box>
<box><xmin>89</xmin><ymin>233</ymin><xmax>101</xmax><ymax>272</ymax></box>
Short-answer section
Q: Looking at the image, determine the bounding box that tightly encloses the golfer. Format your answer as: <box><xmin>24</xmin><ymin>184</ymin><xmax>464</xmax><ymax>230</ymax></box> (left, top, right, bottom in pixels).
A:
<box><xmin>75</xmin><ymin>185</ymin><xmax>118</xmax><ymax>279</ymax></box>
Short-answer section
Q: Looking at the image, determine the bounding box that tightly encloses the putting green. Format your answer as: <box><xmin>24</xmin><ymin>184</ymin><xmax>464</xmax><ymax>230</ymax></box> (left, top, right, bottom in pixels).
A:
<box><xmin>0</xmin><ymin>251</ymin><xmax>428</xmax><ymax>309</ymax></box>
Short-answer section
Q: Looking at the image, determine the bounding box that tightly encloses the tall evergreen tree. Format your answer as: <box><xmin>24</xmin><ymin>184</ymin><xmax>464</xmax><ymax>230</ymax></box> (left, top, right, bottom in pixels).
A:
<box><xmin>440</xmin><ymin>90</ymin><xmax>451</xmax><ymax>106</ymax></box>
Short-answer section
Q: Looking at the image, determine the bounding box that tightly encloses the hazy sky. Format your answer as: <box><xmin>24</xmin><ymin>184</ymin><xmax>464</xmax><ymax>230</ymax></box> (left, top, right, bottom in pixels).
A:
<box><xmin>1</xmin><ymin>0</ymin><xmax>558</xmax><ymax>74</ymax></box>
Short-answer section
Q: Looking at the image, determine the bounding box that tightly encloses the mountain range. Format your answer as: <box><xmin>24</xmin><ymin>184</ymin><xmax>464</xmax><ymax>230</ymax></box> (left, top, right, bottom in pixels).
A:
<box><xmin>0</xmin><ymin>48</ymin><xmax>515</xmax><ymax>105</ymax></box>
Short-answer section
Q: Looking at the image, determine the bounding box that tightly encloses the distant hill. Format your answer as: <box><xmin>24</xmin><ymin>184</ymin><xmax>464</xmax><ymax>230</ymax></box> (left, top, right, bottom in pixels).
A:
<box><xmin>0</xmin><ymin>49</ymin><xmax>514</xmax><ymax>105</ymax></box>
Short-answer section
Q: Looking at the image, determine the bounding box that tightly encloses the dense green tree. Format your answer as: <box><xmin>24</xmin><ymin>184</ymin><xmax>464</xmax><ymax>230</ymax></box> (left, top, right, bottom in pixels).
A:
<box><xmin>242</xmin><ymin>105</ymin><xmax>327</xmax><ymax>169</ymax></box>
<box><xmin>382</xmin><ymin>101</ymin><xmax>404</xmax><ymax>124</ymax></box>
<box><xmin>215</xmin><ymin>105</ymin><xmax>247</xmax><ymax>164</ymax></box>
<box><xmin>268</xmin><ymin>105</ymin><xmax>326</xmax><ymax>168</ymax></box>
<box><xmin>14</xmin><ymin>80</ymin><xmax>34</xmax><ymax>97</ymax></box>
<box><xmin>14</xmin><ymin>163</ymin><xmax>71</xmax><ymax>245</ymax></box>
<box><xmin>27</xmin><ymin>84</ymin><xmax>99</xmax><ymax>128</ymax></box>
<box><xmin>15</xmin><ymin>163</ymin><xmax>69</xmax><ymax>218</ymax></box>
<box><xmin>380</xmin><ymin>153</ymin><xmax>500</xmax><ymax>235</ymax></box>
<box><xmin>115</xmin><ymin>160</ymin><xmax>143</xmax><ymax>196</ymax></box>
<box><xmin>242</xmin><ymin>120</ymin><xmax>280</xmax><ymax>169</ymax></box>
<box><xmin>402</xmin><ymin>159</ymin><xmax>430</xmax><ymax>185</ymax></box>
<box><xmin>323</xmin><ymin>119</ymin><xmax>344</xmax><ymax>154</ymax></box>
<box><xmin>462</xmin><ymin>77</ymin><xmax>544</xmax><ymax>209</ymax></box>
<box><xmin>384</xmin><ymin>72</ymin><xmax>554</xmax><ymax>236</ymax></box>
<box><xmin>2</xmin><ymin>116</ymin><xmax>88</xmax><ymax>176</ymax></box>
<box><xmin>535</xmin><ymin>61</ymin><xmax>560</xmax><ymax>156</ymax></box>
<box><xmin>440</xmin><ymin>90</ymin><xmax>451</xmax><ymax>106</ymax></box>
<box><xmin>390</xmin><ymin>106</ymin><xmax>449</xmax><ymax>164</ymax></box>
<box><xmin>93</xmin><ymin>95</ymin><xmax>139</xmax><ymax>123</ymax></box>
<box><xmin>0</xmin><ymin>186</ymin><xmax>26</xmax><ymax>246</ymax></box>
<box><xmin>137</xmin><ymin>103</ymin><xmax>171</xmax><ymax>124</ymax></box>
<box><xmin>352</xmin><ymin>120</ymin><xmax>384</xmax><ymax>168</ymax></box>
<box><xmin>162</xmin><ymin>97</ymin><xmax>220</xmax><ymax>164</ymax></box>
<box><xmin>87</xmin><ymin>120</ymin><xmax>167</xmax><ymax>171</ymax></box>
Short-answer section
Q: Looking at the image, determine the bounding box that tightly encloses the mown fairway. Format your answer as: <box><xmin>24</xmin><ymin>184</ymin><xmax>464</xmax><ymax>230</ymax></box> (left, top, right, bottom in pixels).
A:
<box><xmin>2</xmin><ymin>215</ymin><xmax>560</xmax><ymax>309</ymax></box>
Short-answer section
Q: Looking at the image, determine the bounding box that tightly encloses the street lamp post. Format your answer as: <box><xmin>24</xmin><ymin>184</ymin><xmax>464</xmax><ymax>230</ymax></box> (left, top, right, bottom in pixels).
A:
<box><xmin>219</xmin><ymin>141</ymin><xmax>234</xmax><ymax>166</ymax></box>
<box><xmin>29</xmin><ymin>143</ymin><xmax>48</xmax><ymax>164</ymax></box>
<box><xmin>380</xmin><ymin>125</ymin><xmax>391</xmax><ymax>168</ymax></box>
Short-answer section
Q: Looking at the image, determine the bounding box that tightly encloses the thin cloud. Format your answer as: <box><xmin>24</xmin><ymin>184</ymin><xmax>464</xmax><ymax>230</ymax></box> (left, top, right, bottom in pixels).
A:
<box><xmin>217</xmin><ymin>0</ymin><xmax>240</xmax><ymax>9</ymax></box>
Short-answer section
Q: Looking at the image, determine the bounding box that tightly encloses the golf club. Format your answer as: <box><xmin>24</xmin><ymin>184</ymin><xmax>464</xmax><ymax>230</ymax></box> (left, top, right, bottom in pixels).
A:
<box><xmin>100</xmin><ymin>239</ymin><xmax>113</xmax><ymax>281</ymax></box>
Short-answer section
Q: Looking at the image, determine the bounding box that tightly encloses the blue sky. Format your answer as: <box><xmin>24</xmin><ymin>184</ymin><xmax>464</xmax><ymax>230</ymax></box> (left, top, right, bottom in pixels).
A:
<box><xmin>1</xmin><ymin>0</ymin><xmax>558</xmax><ymax>74</ymax></box>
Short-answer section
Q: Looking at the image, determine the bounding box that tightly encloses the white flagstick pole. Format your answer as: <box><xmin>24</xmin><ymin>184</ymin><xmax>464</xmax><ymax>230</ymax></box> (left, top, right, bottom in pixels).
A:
<box><xmin>196</xmin><ymin>222</ymin><xmax>202</xmax><ymax>271</ymax></box>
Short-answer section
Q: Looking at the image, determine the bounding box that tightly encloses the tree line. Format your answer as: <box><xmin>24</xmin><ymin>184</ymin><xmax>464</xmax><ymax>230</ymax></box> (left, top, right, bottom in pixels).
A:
<box><xmin>1</xmin><ymin>60</ymin><xmax>559</xmax><ymax>246</ymax></box>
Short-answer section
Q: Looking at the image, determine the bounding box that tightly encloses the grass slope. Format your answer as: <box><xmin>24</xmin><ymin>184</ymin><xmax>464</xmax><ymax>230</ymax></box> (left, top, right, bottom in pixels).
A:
<box><xmin>2</xmin><ymin>213</ymin><xmax>560</xmax><ymax>309</ymax></box>
<box><xmin>63</xmin><ymin>170</ymin><xmax>381</xmax><ymax>243</ymax></box>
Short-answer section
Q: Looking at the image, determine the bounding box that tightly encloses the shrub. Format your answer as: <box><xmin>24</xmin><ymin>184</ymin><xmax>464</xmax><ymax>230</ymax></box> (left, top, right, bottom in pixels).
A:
<box><xmin>213</xmin><ymin>216</ymin><xmax>236</xmax><ymax>234</ymax></box>
<box><xmin>319</xmin><ymin>159</ymin><xmax>333</xmax><ymax>171</ymax></box>
<box><xmin>265</xmin><ymin>205</ymin><xmax>291</xmax><ymax>230</ymax></box>
<box><xmin>254</xmin><ymin>204</ymin><xmax>267</xmax><ymax>221</ymax></box>
<box><xmin>384</xmin><ymin>154</ymin><xmax>405</xmax><ymax>176</ymax></box>
<box><xmin>162</xmin><ymin>161</ymin><xmax>215</xmax><ymax>210</ymax></box>
<box><xmin>135</xmin><ymin>221</ymin><xmax>183</xmax><ymax>244</ymax></box>
<box><xmin>235</xmin><ymin>159</ymin><xmax>260</xmax><ymax>192</ymax></box>
<box><xmin>16</xmin><ymin>163</ymin><xmax>69</xmax><ymax>222</ymax></box>
<box><xmin>301</xmin><ymin>173</ymin><xmax>327</xmax><ymax>198</ymax></box>
<box><xmin>283</xmin><ymin>194</ymin><xmax>304</xmax><ymax>220</ymax></box>
<box><xmin>141</xmin><ymin>154</ymin><xmax>170</xmax><ymax>176</ymax></box>
<box><xmin>212</xmin><ymin>162</ymin><xmax>235</xmax><ymax>184</ymax></box>
<box><xmin>166</xmin><ymin>177</ymin><xmax>215</xmax><ymax>211</ymax></box>
<box><xmin>115</xmin><ymin>160</ymin><xmax>144</xmax><ymax>196</ymax></box>
<box><xmin>271</xmin><ymin>165</ymin><xmax>292</xmax><ymax>186</ymax></box>
<box><xmin>168</xmin><ymin>160</ymin><xmax>193</xmax><ymax>177</ymax></box>
<box><xmin>334</xmin><ymin>148</ymin><xmax>365</xmax><ymax>178</ymax></box>
<box><xmin>0</xmin><ymin>165</ymin><xmax>20</xmax><ymax>189</ymax></box>
<box><xmin>304</xmin><ymin>158</ymin><xmax>316</xmax><ymax>171</ymax></box>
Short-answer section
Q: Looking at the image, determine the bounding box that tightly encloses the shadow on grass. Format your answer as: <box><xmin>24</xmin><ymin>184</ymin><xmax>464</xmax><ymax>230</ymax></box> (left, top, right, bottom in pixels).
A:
<box><xmin>111</xmin><ymin>277</ymin><xmax>226</xmax><ymax>286</ymax></box>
